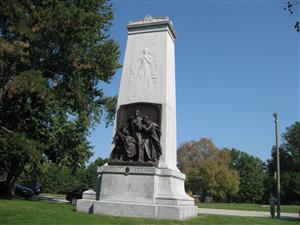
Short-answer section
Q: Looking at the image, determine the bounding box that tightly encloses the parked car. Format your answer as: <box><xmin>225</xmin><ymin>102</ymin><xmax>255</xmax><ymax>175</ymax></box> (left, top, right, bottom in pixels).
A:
<box><xmin>15</xmin><ymin>184</ymin><xmax>35</xmax><ymax>198</ymax></box>
<box><xmin>66</xmin><ymin>188</ymin><xmax>88</xmax><ymax>205</ymax></box>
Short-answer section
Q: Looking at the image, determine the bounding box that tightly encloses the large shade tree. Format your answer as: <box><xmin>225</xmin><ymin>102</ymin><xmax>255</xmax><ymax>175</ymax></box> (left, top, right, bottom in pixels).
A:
<box><xmin>177</xmin><ymin>138</ymin><xmax>240</xmax><ymax>202</ymax></box>
<box><xmin>229</xmin><ymin>148</ymin><xmax>265</xmax><ymax>203</ymax></box>
<box><xmin>0</xmin><ymin>0</ymin><xmax>119</xmax><ymax>196</ymax></box>
<box><xmin>266</xmin><ymin>122</ymin><xmax>300</xmax><ymax>204</ymax></box>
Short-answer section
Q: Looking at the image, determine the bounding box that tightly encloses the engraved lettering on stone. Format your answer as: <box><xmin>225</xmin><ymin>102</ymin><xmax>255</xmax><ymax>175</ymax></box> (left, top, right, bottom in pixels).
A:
<box><xmin>131</xmin><ymin>167</ymin><xmax>155</xmax><ymax>174</ymax></box>
<box><xmin>103</xmin><ymin>166</ymin><xmax>125</xmax><ymax>173</ymax></box>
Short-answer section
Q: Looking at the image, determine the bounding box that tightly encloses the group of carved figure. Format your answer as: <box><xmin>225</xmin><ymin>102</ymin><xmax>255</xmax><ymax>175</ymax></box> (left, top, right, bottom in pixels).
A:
<box><xmin>110</xmin><ymin>109</ymin><xmax>162</xmax><ymax>163</ymax></box>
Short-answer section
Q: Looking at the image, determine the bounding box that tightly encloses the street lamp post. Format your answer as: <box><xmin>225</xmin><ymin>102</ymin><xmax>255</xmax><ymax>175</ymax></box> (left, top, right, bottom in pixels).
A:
<box><xmin>273</xmin><ymin>112</ymin><xmax>281</xmax><ymax>218</ymax></box>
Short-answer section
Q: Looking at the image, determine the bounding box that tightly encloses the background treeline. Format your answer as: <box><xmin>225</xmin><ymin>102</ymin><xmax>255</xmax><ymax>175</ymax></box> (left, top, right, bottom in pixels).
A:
<box><xmin>19</xmin><ymin>158</ymin><xmax>107</xmax><ymax>194</ymax></box>
<box><xmin>18</xmin><ymin>121</ymin><xmax>300</xmax><ymax>205</ymax></box>
<box><xmin>178</xmin><ymin>121</ymin><xmax>300</xmax><ymax>205</ymax></box>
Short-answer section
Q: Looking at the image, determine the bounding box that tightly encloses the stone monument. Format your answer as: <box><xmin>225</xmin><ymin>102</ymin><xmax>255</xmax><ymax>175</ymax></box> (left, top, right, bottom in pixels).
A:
<box><xmin>77</xmin><ymin>16</ymin><xmax>198</xmax><ymax>220</ymax></box>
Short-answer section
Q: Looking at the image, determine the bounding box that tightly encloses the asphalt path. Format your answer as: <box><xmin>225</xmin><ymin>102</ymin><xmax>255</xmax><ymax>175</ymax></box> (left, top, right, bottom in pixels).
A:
<box><xmin>32</xmin><ymin>195</ymin><xmax>68</xmax><ymax>203</ymax></box>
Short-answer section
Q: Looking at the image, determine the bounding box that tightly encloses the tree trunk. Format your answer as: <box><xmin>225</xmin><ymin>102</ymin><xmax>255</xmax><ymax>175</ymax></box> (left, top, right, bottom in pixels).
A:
<box><xmin>0</xmin><ymin>181</ymin><xmax>14</xmax><ymax>197</ymax></box>
<box><xmin>0</xmin><ymin>155</ymin><xmax>27</xmax><ymax>198</ymax></box>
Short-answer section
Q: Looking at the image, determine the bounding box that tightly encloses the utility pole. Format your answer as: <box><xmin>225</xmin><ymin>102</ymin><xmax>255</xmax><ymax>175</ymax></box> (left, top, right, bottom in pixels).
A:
<box><xmin>273</xmin><ymin>112</ymin><xmax>281</xmax><ymax>218</ymax></box>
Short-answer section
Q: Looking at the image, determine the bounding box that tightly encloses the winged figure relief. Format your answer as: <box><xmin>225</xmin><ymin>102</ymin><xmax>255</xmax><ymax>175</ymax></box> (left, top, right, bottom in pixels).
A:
<box><xmin>127</xmin><ymin>35</ymin><xmax>159</xmax><ymax>101</ymax></box>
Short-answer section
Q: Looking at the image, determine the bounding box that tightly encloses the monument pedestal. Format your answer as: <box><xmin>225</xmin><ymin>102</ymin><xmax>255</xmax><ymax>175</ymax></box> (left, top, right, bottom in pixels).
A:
<box><xmin>77</xmin><ymin>165</ymin><xmax>198</xmax><ymax>220</ymax></box>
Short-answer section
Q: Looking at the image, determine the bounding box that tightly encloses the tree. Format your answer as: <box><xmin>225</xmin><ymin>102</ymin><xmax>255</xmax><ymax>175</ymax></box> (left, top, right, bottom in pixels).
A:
<box><xmin>266</xmin><ymin>122</ymin><xmax>300</xmax><ymax>204</ymax></box>
<box><xmin>0</xmin><ymin>0</ymin><xmax>120</xmax><ymax>196</ymax></box>
<box><xmin>284</xmin><ymin>1</ymin><xmax>300</xmax><ymax>32</ymax></box>
<box><xmin>85</xmin><ymin>157</ymin><xmax>107</xmax><ymax>188</ymax></box>
<box><xmin>38</xmin><ymin>164</ymin><xmax>87</xmax><ymax>194</ymax></box>
<box><xmin>229</xmin><ymin>148</ymin><xmax>265</xmax><ymax>203</ymax></box>
<box><xmin>19</xmin><ymin>157</ymin><xmax>107</xmax><ymax>194</ymax></box>
<box><xmin>177</xmin><ymin>138</ymin><xmax>240</xmax><ymax>202</ymax></box>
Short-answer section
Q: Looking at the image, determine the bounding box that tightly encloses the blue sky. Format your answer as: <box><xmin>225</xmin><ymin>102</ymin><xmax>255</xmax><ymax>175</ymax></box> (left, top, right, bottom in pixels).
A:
<box><xmin>89</xmin><ymin>0</ymin><xmax>299</xmax><ymax>163</ymax></box>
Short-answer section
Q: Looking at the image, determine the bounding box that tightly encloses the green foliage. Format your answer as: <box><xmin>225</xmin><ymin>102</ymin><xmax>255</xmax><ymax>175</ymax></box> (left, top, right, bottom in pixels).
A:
<box><xmin>0</xmin><ymin>0</ymin><xmax>120</xmax><ymax>196</ymax></box>
<box><xmin>229</xmin><ymin>148</ymin><xmax>265</xmax><ymax>203</ymax></box>
<box><xmin>177</xmin><ymin>138</ymin><xmax>240</xmax><ymax>202</ymax></box>
<box><xmin>0</xmin><ymin>132</ymin><xmax>42</xmax><ymax>195</ymax></box>
<box><xmin>19</xmin><ymin>157</ymin><xmax>107</xmax><ymax>194</ymax></box>
<box><xmin>282</xmin><ymin>122</ymin><xmax>300</xmax><ymax>158</ymax></box>
<box><xmin>266</xmin><ymin>122</ymin><xmax>300</xmax><ymax>204</ymax></box>
<box><xmin>85</xmin><ymin>157</ymin><xmax>108</xmax><ymax>188</ymax></box>
<box><xmin>39</xmin><ymin>164</ymin><xmax>85</xmax><ymax>194</ymax></box>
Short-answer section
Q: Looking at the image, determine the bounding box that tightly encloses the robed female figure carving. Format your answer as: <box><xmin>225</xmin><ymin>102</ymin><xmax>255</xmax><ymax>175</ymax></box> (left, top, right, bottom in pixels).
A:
<box><xmin>142</xmin><ymin>116</ymin><xmax>162</xmax><ymax>162</ymax></box>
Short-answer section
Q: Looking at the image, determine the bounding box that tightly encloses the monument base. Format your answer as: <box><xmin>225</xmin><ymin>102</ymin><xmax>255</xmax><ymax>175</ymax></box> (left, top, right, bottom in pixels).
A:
<box><xmin>76</xmin><ymin>165</ymin><xmax>198</xmax><ymax>220</ymax></box>
<box><xmin>77</xmin><ymin>199</ymin><xmax>198</xmax><ymax>220</ymax></box>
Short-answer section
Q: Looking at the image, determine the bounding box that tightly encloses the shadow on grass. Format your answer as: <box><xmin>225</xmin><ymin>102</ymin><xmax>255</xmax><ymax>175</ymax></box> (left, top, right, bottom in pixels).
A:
<box><xmin>277</xmin><ymin>217</ymin><xmax>300</xmax><ymax>222</ymax></box>
<box><xmin>0</xmin><ymin>195</ymin><xmax>14</xmax><ymax>200</ymax></box>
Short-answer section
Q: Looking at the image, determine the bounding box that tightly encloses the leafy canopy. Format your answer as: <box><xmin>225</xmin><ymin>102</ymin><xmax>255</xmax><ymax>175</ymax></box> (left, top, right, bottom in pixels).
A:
<box><xmin>266</xmin><ymin>122</ymin><xmax>300</xmax><ymax>204</ymax></box>
<box><xmin>177</xmin><ymin>138</ymin><xmax>240</xmax><ymax>201</ymax></box>
<box><xmin>0</xmin><ymin>0</ymin><xmax>119</xmax><ymax>195</ymax></box>
<box><xmin>229</xmin><ymin>148</ymin><xmax>265</xmax><ymax>203</ymax></box>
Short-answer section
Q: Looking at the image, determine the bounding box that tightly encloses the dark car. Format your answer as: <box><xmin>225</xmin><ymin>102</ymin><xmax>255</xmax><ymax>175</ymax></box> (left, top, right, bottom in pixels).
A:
<box><xmin>66</xmin><ymin>188</ymin><xmax>88</xmax><ymax>205</ymax></box>
<box><xmin>15</xmin><ymin>184</ymin><xmax>35</xmax><ymax>198</ymax></box>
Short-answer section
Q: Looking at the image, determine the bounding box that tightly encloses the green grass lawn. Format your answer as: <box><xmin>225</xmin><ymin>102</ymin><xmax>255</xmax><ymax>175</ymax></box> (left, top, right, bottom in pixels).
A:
<box><xmin>198</xmin><ymin>203</ymin><xmax>300</xmax><ymax>213</ymax></box>
<box><xmin>0</xmin><ymin>199</ymin><xmax>299</xmax><ymax>225</ymax></box>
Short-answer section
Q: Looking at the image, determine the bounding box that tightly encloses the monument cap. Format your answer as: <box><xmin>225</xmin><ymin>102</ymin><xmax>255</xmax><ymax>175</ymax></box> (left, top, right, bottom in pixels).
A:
<box><xmin>127</xmin><ymin>15</ymin><xmax>176</xmax><ymax>39</ymax></box>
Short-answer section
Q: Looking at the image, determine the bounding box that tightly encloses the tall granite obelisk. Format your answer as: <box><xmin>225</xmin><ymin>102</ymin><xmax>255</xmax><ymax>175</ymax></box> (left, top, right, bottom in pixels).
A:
<box><xmin>77</xmin><ymin>16</ymin><xmax>198</xmax><ymax>220</ymax></box>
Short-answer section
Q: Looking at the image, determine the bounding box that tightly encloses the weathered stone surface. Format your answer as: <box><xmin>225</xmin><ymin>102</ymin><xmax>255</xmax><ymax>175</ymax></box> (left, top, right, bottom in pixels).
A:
<box><xmin>93</xmin><ymin>201</ymin><xmax>156</xmax><ymax>219</ymax></box>
<box><xmin>82</xmin><ymin>189</ymin><xmax>96</xmax><ymax>200</ymax></box>
<box><xmin>99</xmin><ymin>166</ymin><xmax>157</xmax><ymax>204</ymax></box>
<box><xmin>78</xmin><ymin>199</ymin><xmax>198</xmax><ymax>220</ymax></box>
<box><xmin>77</xmin><ymin>165</ymin><xmax>198</xmax><ymax>220</ymax></box>
<box><xmin>156</xmin><ymin>205</ymin><xmax>199</xmax><ymax>220</ymax></box>
<box><xmin>116</xmin><ymin>15</ymin><xmax>177</xmax><ymax>170</ymax></box>
<box><xmin>76</xmin><ymin>199</ymin><xmax>94</xmax><ymax>214</ymax></box>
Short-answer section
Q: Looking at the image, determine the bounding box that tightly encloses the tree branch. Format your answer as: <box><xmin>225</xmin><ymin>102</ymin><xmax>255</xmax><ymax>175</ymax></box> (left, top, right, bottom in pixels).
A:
<box><xmin>0</xmin><ymin>126</ymin><xmax>15</xmax><ymax>134</ymax></box>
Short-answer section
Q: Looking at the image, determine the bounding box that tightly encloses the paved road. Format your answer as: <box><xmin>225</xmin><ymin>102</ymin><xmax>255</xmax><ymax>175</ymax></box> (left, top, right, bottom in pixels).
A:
<box><xmin>198</xmin><ymin>208</ymin><xmax>299</xmax><ymax>219</ymax></box>
<box><xmin>32</xmin><ymin>195</ymin><xmax>68</xmax><ymax>203</ymax></box>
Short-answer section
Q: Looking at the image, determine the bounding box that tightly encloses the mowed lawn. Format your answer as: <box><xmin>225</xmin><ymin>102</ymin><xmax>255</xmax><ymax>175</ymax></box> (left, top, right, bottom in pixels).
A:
<box><xmin>0</xmin><ymin>199</ymin><xmax>299</xmax><ymax>225</ymax></box>
<box><xmin>198</xmin><ymin>203</ymin><xmax>300</xmax><ymax>213</ymax></box>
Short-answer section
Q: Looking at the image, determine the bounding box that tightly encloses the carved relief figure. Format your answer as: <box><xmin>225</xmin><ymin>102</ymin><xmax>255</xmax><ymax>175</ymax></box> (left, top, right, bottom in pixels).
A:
<box><xmin>142</xmin><ymin>116</ymin><xmax>162</xmax><ymax>161</ymax></box>
<box><xmin>122</xmin><ymin>127</ymin><xmax>136</xmax><ymax>159</ymax></box>
<box><xmin>127</xmin><ymin>36</ymin><xmax>159</xmax><ymax>101</ymax></box>
<box><xmin>133</xmin><ymin>48</ymin><xmax>154</xmax><ymax>97</ymax></box>
<box><xmin>110</xmin><ymin>126</ymin><xmax>136</xmax><ymax>161</ymax></box>
<box><xmin>129</xmin><ymin>110</ymin><xmax>144</xmax><ymax>162</ymax></box>
<box><xmin>110</xmin><ymin>109</ymin><xmax>162</xmax><ymax>164</ymax></box>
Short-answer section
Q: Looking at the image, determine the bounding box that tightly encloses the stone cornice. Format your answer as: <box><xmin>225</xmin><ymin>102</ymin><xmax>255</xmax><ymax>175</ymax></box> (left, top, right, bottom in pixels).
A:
<box><xmin>127</xmin><ymin>15</ymin><xmax>176</xmax><ymax>40</ymax></box>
